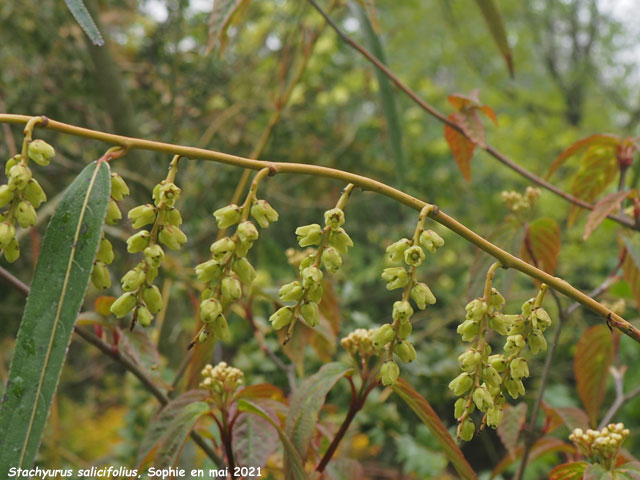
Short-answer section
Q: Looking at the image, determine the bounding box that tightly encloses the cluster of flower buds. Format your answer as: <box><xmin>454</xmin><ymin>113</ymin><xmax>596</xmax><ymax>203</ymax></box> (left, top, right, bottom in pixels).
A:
<box><xmin>570</xmin><ymin>424</ymin><xmax>630</xmax><ymax>468</ymax></box>
<box><xmin>371</xmin><ymin>207</ymin><xmax>443</xmax><ymax>387</ymax></box>
<box><xmin>270</xmin><ymin>201</ymin><xmax>352</xmax><ymax>334</ymax></box>
<box><xmin>501</xmin><ymin>187</ymin><xmax>540</xmax><ymax>216</ymax></box>
<box><xmin>341</xmin><ymin>328</ymin><xmax>376</xmax><ymax>360</ymax></box>
<box><xmin>110</xmin><ymin>172</ymin><xmax>185</xmax><ymax>328</ymax></box>
<box><xmin>194</xmin><ymin>193</ymin><xmax>278</xmax><ymax>345</ymax></box>
<box><xmin>450</xmin><ymin>279</ymin><xmax>551</xmax><ymax>441</ymax></box>
<box><xmin>90</xmin><ymin>172</ymin><xmax>130</xmax><ymax>290</ymax></box>
<box><xmin>200</xmin><ymin>362</ymin><xmax>244</xmax><ymax>403</ymax></box>
<box><xmin>0</xmin><ymin>140</ymin><xmax>54</xmax><ymax>262</ymax></box>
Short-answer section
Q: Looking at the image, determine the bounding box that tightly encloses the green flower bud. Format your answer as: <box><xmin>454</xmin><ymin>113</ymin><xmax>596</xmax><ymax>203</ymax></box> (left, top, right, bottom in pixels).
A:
<box><xmin>27</xmin><ymin>139</ymin><xmax>55</xmax><ymax>166</ymax></box>
<box><xmin>381</xmin><ymin>267</ymin><xmax>409</xmax><ymax>290</ymax></box>
<box><xmin>195</xmin><ymin>259</ymin><xmax>224</xmax><ymax>283</ymax></box>
<box><xmin>504</xmin><ymin>377</ymin><xmax>525</xmax><ymax>399</ymax></box>
<box><xmin>457</xmin><ymin>319</ymin><xmax>480</xmax><ymax>342</ymax></box>
<box><xmin>521</xmin><ymin>298</ymin><xmax>534</xmax><ymax>317</ymax></box>
<box><xmin>15</xmin><ymin>200</ymin><xmax>37</xmax><ymax>228</ymax></box>
<box><xmin>147</xmin><ymin>266</ymin><xmax>159</xmax><ymax>283</ymax></box>
<box><xmin>371</xmin><ymin>324</ymin><xmax>395</xmax><ymax>349</ymax></box>
<box><xmin>4</xmin><ymin>238</ymin><xmax>19</xmax><ymax>263</ymax></box>
<box><xmin>8</xmin><ymin>163</ymin><xmax>32</xmax><ymax>190</ymax></box>
<box><xmin>0</xmin><ymin>184</ymin><xmax>14</xmax><ymax>208</ymax></box>
<box><xmin>235</xmin><ymin>239</ymin><xmax>253</xmax><ymax>257</ymax></box>
<box><xmin>302</xmin><ymin>266</ymin><xmax>323</xmax><ymax>289</ymax></box>
<box><xmin>110</xmin><ymin>172</ymin><xmax>130</xmax><ymax>201</ymax></box>
<box><xmin>105</xmin><ymin>199</ymin><xmax>122</xmax><ymax>225</ymax></box>
<box><xmin>381</xmin><ymin>360</ymin><xmax>400</xmax><ymax>386</ymax></box>
<box><xmin>510</xmin><ymin>357</ymin><xmax>529</xmax><ymax>380</ymax></box>
<box><xmin>473</xmin><ymin>386</ymin><xmax>494</xmax><ymax>412</ymax></box>
<box><xmin>533</xmin><ymin>308</ymin><xmax>552</xmax><ymax>331</ymax></box>
<box><xmin>198</xmin><ymin>330</ymin><xmax>209</xmax><ymax>344</ymax></box>
<box><xmin>4</xmin><ymin>155</ymin><xmax>20</xmax><ymax>175</ymax></box>
<box><xmin>528</xmin><ymin>329</ymin><xmax>547</xmax><ymax>354</ymax></box>
<box><xmin>454</xmin><ymin>398</ymin><xmax>467</xmax><ymax>419</ymax></box>
<box><xmin>419</xmin><ymin>229</ymin><xmax>444</xmax><ymax>253</ymax></box>
<box><xmin>488</xmin><ymin>354</ymin><xmax>507</xmax><ymax>373</ymax></box>
<box><xmin>394</xmin><ymin>341</ymin><xmax>417</xmax><ymax>363</ymax></box>
<box><xmin>489</xmin><ymin>288</ymin><xmax>505</xmax><ymax>311</ymax></box>
<box><xmin>164</xmin><ymin>207</ymin><xmax>182</xmax><ymax>226</ymax></box>
<box><xmin>213</xmin><ymin>314</ymin><xmax>231</xmax><ymax>341</ymax></box>
<box><xmin>296</xmin><ymin>223</ymin><xmax>323</xmax><ymax>247</ymax></box>
<box><xmin>137</xmin><ymin>305</ymin><xmax>153</xmax><ymax>327</ymax></box>
<box><xmin>300</xmin><ymin>301</ymin><xmax>320</xmax><ymax>327</ymax></box>
<box><xmin>91</xmin><ymin>261</ymin><xmax>111</xmax><ymax>289</ymax></box>
<box><xmin>250</xmin><ymin>199</ymin><xmax>279</xmax><ymax>228</ymax></box>
<box><xmin>329</xmin><ymin>228</ymin><xmax>353</xmax><ymax>254</ymax></box>
<box><xmin>485</xmin><ymin>380</ymin><xmax>501</xmax><ymax>397</ymax></box>
<box><xmin>385</xmin><ymin>238</ymin><xmax>411</xmax><ymax>263</ymax></box>
<box><xmin>459</xmin><ymin>418</ymin><xmax>475</xmax><ymax>441</ymax></box>
<box><xmin>22</xmin><ymin>179</ymin><xmax>46</xmax><ymax>208</ymax></box>
<box><xmin>458</xmin><ymin>349</ymin><xmax>481</xmax><ymax>372</ymax></box>
<box><xmin>232</xmin><ymin>257</ymin><xmax>256</xmax><ymax>284</ymax></box>
<box><xmin>210</xmin><ymin>237</ymin><xmax>236</xmax><ymax>263</ymax></box>
<box><xmin>95</xmin><ymin>236</ymin><xmax>114</xmax><ymax>264</ymax></box>
<box><xmin>221</xmin><ymin>276</ymin><xmax>242</xmax><ymax>303</ymax></box>
<box><xmin>482</xmin><ymin>366</ymin><xmax>502</xmax><ymax>388</ymax></box>
<box><xmin>307</xmin><ymin>284</ymin><xmax>324</xmax><ymax>303</ymax></box>
<box><xmin>507</xmin><ymin>315</ymin><xmax>526</xmax><ymax>335</ymax></box>
<box><xmin>110</xmin><ymin>292</ymin><xmax>137</xmax><ymax>318</ymax></box>
<box><xmin>142</xmin><ymin>285</ymin><xmax>163</xmax><ymax>314</ymax></box>
<box><xmin>486</xmin><ymin>406</ymin><xmax>503</xmax><ymax>429</ymax></box>
<box><xmin>0</xmin><ymin>222</ymin><xmax>16</xmax><ymax>249</ymax></box>
<box><xmin>299</xmin><ymin>254</ymin><xmax>315</xmax><ymax>274</ymax></box>
<box><xmin>154</xmin><ymin>181</ymin><xmax>181</xmax><ymax>207</ymax></box>
<box><xmin>237</xmin><ymin>221</ymin><xmax>259</xmax><ymax>243</ymax></box>
<box><xmin>279</xmin><ymin>281</ymin><xmax>304</xmax><ymax>302</ymax></box>
<box><xmin>411</xmin><ymin>282</ymin><xmax>436</xmax><ymax>309</ymax></box>
<box><xmin>159</xmin><ymin>225</ymin><xmax>187</xmax><ymax>250</ymax></box>
<box><xmin>449</xmin><ymin>372</ymin><xmax>473</xmax><ymax>396</ymax></box>
<box><xmin>201</xmin><ymin>298</ymin><xmax>223</xmax><ymax>324</ymax></box>
<box><xmin>128</xmin><ymin>204</ymin><xmax>157</xmax><ymax>229</ymax></box>
<box><xmin>121</xmin><ymin>267</ymin><xmax>146</xmax><ymax>292</ymax></box>
<box><xmin>392</xmin><ymin>300</ymin><xmax>414</xmax><ymax>323</ymax></box>
<box><xmin>488</xmin><ymin>313</ymin><xmax>510</xmax><ymax>335</ymax></box>
<box><xmin>404</xmin><ymin>245</ymin><xmax>425</xmax><ymax>267</ymax></box>
<box><xmin>126</xmin><ymin>230</ymin><xmax>150</xmax><ymax>253</ymax></box>
<box><xmin>324</xmin><ymin>208</ymin><xmax>345</xmax><ymax>230</ymax></box>
<box><xmin>213</xmin><ymin>204</ymin><xmax>242</xmax><ymax>229</ymax></box>
<box><xmin>144</xmin><ymin>244</ymin><xmax>164</xmax><ymax>267</ymax></box>
<box><xmin>397</xmin><ymin>320</ymin><xmax>412</xmax><ymax>340</ymax></box>
<box><xmin>504</xmin><ymin>334</ymin><xmax>525</xmax><ymax>354</ymax></box>
<box><xmin>321</xmin><ymin>247</ymin><xmax>342</xmax><ymax>274</ymax></box>
<box><xmin>269</xmin><ymin>306</ymin><xmax>294</xmax><ymax>330</ymax></box>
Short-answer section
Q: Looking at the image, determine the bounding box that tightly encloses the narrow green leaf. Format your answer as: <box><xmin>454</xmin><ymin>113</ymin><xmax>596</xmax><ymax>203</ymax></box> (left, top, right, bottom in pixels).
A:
<box><xmin>285</xmin><ymin>362</ymin><xmax>352</xmax><ymax>460</ymax></box>
<box><xmin>351</xmin><ymin>1</ymin><xmax>406</xmax><ymax>187</ymax></box>
<box><xmin>583</xmin><ymin>463</ymin><xmax>613</xmax><ymax>480</ymax></box>
<box><xmin>237</xmin><ymin>399</ymin><xmax>307</xmax><ymax>480</ymax></box>
<box><xmin>63</xmin><ymin>0</ymin><xmax>104</xmax><ymax>46</ymax></box>
<box><xmin>392</xmin><ymin>378</ymin><xmax>477</xmax><ymax>480</ymax></box>
<box><xmin>154</xmin><ymin>402</ymin><xmax>211</xmax><ymax>468</ymax></box>
<box><xmin>206</xmin><ymin>0</ymin><xmax>252</xmax><ymax>55</ymax></box>
<box><xmin>474</xmin><ymin>0</ymin><xmax>514</xmax><ymax>77</ymax></box>
<box><xmin>0</xmin><ymin>160</ymin><xmax>111</xmax><ymax>475</ymax></box>
<box><xmin>232</xmin><ymin>409</ymin><xmax>278</xmax><ymax>472</ymax></box>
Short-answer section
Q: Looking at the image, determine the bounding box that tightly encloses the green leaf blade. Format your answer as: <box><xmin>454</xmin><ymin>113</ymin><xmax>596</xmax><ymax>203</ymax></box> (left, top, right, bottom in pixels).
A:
<box><xmin>0</xmin><ymin>160</ymin><xmax>111</xmax><ymax>474</ymax></box>
<box><xmin>63</xmin><ymin>0</ymin><xmax>104</xmax><ymax>46</ymax></box>
<box><xmin>474</xmin><ymin>0</ymin><xmax>514</xmax><ymax>77</ymax></box>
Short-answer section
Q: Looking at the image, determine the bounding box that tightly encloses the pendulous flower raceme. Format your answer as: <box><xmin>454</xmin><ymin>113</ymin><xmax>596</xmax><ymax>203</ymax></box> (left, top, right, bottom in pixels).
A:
<box><xmin>0</xmin><ymin>138</ymin><xmax>54</xmax><ymax>263</ymax></box>
<box><xmin>270</xmin><ymin>184</ymin><xmax>355</xmax><ymax>339</ymax></box>
<box><xmin>110</xmin><ymin>157</ymin><xmax>184</xmax><ymax>328</ymax></box>
<box><xmin>370</xmin><ymin>205</ymin><xmax>442</xmax><ymax>387</ymax></box>
<box><xmin>449</xmin><ymin>265</ymin><xmax>552</xmax><ymax>441</ymax></box>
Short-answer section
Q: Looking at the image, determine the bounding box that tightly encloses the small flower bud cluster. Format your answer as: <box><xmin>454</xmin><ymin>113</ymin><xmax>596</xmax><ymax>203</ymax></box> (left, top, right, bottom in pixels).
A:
<box><xmin>0</xmin><ymin>140</ymin><xmax>54</xmax><ymax>262</ymax></box>
<box><xmin>501</xmin><ymin>187</ymin><xmax>540</xmax><ymax>216</ymax></box>
<box><xmin>569</xmin><ymin>424</ymin><xmax>629</xmax><ymax>468</ymax></box>
<box><xmin>373</xmin><ymin>208</ymin><xmax>443</xmax><ymax>387</ymax></box>
<box><xmin>200</xmin><ymin>362</ymin><xmax>244</xmax><ymax>402</ymax></box>
<box><xmin>270</xmin><ymin>204</ymin><xmax>352</xmax><ymax>333</ymax></box>
<box><xmin>110</xmin><ymin>175</ymin><xmax>185</xmax><ymax>328</ymax></box>
<box><xmin>90</xmin><ymin>172</ymin><xmax>130</xmax><ymax>290</ymax></box>
<box><xmin>194</xmin><ymin>194</ymin><xmax>278</xmax><ymax>344</ymax></box>
<box><xmin>341</xmin><ymin>328</ymin><xmax>375</xmax><ymax>360</ymax></box>
<box><xmin>450</xmin><ymin>285</ymin><xmax>552</xmax><ymax>441</ymax></box>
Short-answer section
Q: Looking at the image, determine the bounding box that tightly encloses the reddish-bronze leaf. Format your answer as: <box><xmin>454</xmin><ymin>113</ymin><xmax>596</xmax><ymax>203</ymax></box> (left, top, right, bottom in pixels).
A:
<box><xmin>480</xmin><ymin>104</ymin><xmax>498</xmax><ymax>124</ymax></box>
<box><xmin>445</xmin><ymin>113</ymin><xmax>476</xmax><ymax>181</ymax></box>
<box><xmin>549</xmin><ymin>462</ymin><xmax>589</xmax><ymax>480</ymax></box>
<box><xmin>520</xmin><ymin>217</ymin><xmax>561</xmax><ymax>274</ymax></box>
<box><xmin>574</xmin><ymin>325</ymin><xmax>614</xmax><ymax>427</ymax></box>
<box><xmin>491</xmin><ymin>437</ymin><xmax>574</xmax><ymax>478</ymax></box>
<box><xmin>547</xmin><ymin>133</ymin><xmax>621</xmax><ymax>179</ymax></box>
<box><xmin>94</xmin><ymin>295</ymin><xmax>115</xmax><ymax>316</ymax></box>
<box><xmin>234</xmin><ymin>383</ymin><xmax>286</xmax><ymax>402</ymax></box>
<box><xmin>622</xmin><ymin>237</ymin><xmax>640</xmax><ymax>311</ymax></box>
<box><xmin>541</xmin><ymin>403</ymin><xmax>589</xmax><ymax>434</ymax></box>
<box><xmin>584</xmin><ymin>190</ymin><xmax>631</xmax><ymax>240</ymax></box>
<box><xmin>497</xmin><ymin>403</ymin><xmax>526</xmax><ymax>456</ymax></box>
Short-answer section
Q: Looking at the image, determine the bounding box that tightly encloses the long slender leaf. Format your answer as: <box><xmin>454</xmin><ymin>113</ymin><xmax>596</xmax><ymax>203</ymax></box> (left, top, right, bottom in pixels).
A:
<box><xmin>392</xmin><ymin>378</ymin><xmax>477</xmax><ymax>480</ymax></box>
<box><xmin>0</xmin><ymin>160</ymin><xmax>111</xmax><ymax>474</ymax></box>
<box><xmin>63</xmin><ymin>0</ymin><xmax>104</xmax><ymax>46</ymax></box>
<box><xmin>474</xmin><ymin>0</ymin><xmax>514</xmax><ymax>77</ymax></box>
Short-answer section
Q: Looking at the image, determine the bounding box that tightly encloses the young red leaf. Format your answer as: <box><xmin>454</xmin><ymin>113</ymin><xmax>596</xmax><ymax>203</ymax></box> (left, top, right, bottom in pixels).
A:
<box><xmin>491</xmin><ymin>437</ymin><xmax>574</xmax><ymax>478</ymax></box>
<box><xmin>547</xmin><ymin>134</ymin><xmax>621</xmax><ymax>179</ymax></box>
<box><xmin>520</xmin><ymin>217</ymin><xmax>561</xmax><ymax>274</ymax></box>
<box><xmin>584</xmin><ymin>190</ymin><xmax>631</xmax><ymax>240</ymax></box>
<box><xmin>497</xmin><ymin>403</ymin><xmax>527</xmax><ymax>457</ymax></box>
<box><xmin>574</xmin><ymin>325</ymin><xmax>614</xmax><ymax>426</ymax></box>
<box><xmin>445</xmin><ymin>113</ymin><xmax>476</xmax><ymax>181</ymax></box>
<box><xmin>541</xmin><ymin>403</ymin><xmax>589</xmax><ymax>434</ymax></box>
<box><xmin>392</xmin><ymin>378</ymin><xmax>477</xmax><ymax>480</ymax></box>
<box><xmin>549</xmin><ymin>462</ymin><xmax>588</xmax><ymax>480</ymax></box>
<box><xmin>622</xmin><ymin>237</ymin><xmax>640</xmax><ymax>311</ymax></box>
